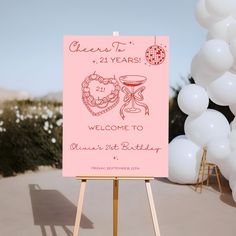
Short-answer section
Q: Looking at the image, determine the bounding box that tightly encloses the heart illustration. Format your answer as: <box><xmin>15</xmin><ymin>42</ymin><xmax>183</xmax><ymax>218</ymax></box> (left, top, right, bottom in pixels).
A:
<box><xmin>82</xmin><ymin>73</ymin><xmax>120</xmax><ymax>116</ymax></box>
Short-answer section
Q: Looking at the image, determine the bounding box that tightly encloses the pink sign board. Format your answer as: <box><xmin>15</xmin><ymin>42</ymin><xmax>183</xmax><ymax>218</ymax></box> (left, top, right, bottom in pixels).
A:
<box><xmin>63</xmin><ymin>36</ymin><xmax>169</xmax><ymax>177</ymax></box>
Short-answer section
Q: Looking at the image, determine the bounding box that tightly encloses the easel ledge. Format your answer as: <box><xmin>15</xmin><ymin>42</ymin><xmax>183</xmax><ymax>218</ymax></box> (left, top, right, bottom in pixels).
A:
<box><xmin>73</xmin><ymin>176</ymin><xmax>161</xmax><ymax>236</ymax></box>
<box><xmin>76</xmin><ymin>176</ymin><xmax>154</xmax><ymax>180</ymax></box>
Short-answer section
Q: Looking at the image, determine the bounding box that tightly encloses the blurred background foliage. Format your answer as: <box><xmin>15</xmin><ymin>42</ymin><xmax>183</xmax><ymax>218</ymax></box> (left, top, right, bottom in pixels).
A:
<box><xmin>0</xmin><ymin>100</ymin><xmax>62</xmax><ymax>177</ymax></box>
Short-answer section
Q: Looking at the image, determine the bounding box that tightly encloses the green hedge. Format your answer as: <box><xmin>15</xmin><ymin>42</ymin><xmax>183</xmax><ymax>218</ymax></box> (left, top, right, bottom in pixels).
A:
<box><xmin>0</xmin><ymin>100</ymin><xmax>62</xmax><ymax>177</ymax></box>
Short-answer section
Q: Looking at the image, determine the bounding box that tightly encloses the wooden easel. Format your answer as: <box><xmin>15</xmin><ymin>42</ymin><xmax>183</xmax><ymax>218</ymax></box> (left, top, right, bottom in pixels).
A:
<box><xmin>73</xmin><ymin>32</ymin><xmax>161</xmax><ymax>236</ymax></box>
<box><xmin>73</xmin><ymin>177</ymin><xmax>161</xmax><ymax>236</ymax></box>
<box><xmin>195</xmin><ymin>148</ymin><xmax>223</xmax><ymax>193</ymax></box>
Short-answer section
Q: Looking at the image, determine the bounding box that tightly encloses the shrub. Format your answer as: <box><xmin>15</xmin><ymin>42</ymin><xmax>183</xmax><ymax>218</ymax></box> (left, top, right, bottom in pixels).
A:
<box><xmin>0</xmin><ymin>100</ymin><xmax>62</xmax><ymax>177</ymax></box>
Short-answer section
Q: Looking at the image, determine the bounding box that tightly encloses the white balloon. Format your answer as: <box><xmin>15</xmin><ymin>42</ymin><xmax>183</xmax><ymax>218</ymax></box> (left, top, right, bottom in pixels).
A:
<box><xmin>229</xmin><ymin>130</ymin><xmax>236</xmax><ymax>150</ymax></box>
<box><xmin>207</xmin><ymin>91</ymin><xmax>227</xmax><ymax>106</ymax></box>
<box><xmin>205</xmin><ymin>0</ymin><xmax>235</xmax><ymax>18</ymax></box>
<box><xmin>185</xmin><ymin>109</ymin><xmax>230</xmax><ymax>147</ymax></box>
<box><xmin>172</xmin><ymin>135</ymin><xmax>187</xmax><ymax>141</ymax></box>
<box><xmin>195</xmin><ymin>0</ymin><xmax>221</xmax><ymax>28</ymax></box>
<box><xmin>207</xmin><ymin>72</ymin><xmax>236</xmax><ymax>106</ymax></box>
<box><xmin>199</xmin><ymin>39</ymin><xmax>233</xmax><ymax>74</ymax></box>
<box><xmin>230</xmin><ymin>117</ymin><xmax>236</xmax><ymax>130</ymax></box>
<box><xmin>178</xmin><ymin>84</ymin><xmax>209</xmax><ymax>116</ymax></box>
<box><xmin>168</xmin><ymin>138</ymin><xmax>203</xmax><ymax>184</ymax></box>
<box><xmin>230</xmin><ymin>38</ymin><xmax>236</xmax><ymax>59</ymax></box>
<box><xmin>206</xmin><ymin>137</ymin><xmax>231</xmax><ymax>164</ymax></box>
<box><xmin>191</xmin><ymin>54</ymin><xmax>222</xmax><ymax>88</ymax></box>
<box><xmin>208</xmin><ymin>16</ymin><xmax>236</xmax><ymax>42</ymax></box>
<box><xmin>229</xmin><ymin>103</ymin><xmax>236</xmax><ymax>116</ymax></box>
<box><xmin>219</xmin><ymin>151</ymin><xmax>236</xmax><ymax>180</ymax></box>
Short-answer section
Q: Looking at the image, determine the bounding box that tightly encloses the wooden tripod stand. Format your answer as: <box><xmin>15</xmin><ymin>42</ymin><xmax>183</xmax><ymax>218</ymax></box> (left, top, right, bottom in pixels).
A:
<box><xmin>73</xmin><ymin>177</ymin><xmax>161</xmax><ymax>236</ymax></box>
<box><xmin>195</xmin><ymin>148</ymin><xmax>223</xmax><ymax>193</ymax></box>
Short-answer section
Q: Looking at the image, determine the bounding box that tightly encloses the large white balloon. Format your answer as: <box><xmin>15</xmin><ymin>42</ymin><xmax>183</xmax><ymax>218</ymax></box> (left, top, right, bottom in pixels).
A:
<box><xmin>229</xmin><ymin>130</ymin><xmax>236</xmax><ymax>150</ymax></box>
<box><xmin>229</xmin><ymin>104</ymin><xmax>236</xmax><ymax>116</ymax></box>
<box><xmin>199</xmin><ymin>39</ymin><xmax>233</xmax><ymax>74</ymax></box>
<box><xmin>205</xmin><ymin>0</ymin><xmax>235</xmax><ymax>18</ymax></box>
<box><xmin>195</xmin><ymin>0</ymin><xmax>221</xmax><ymax>28</ymax></box>
<box><xmin>219</xmin><ymin>151</ymin><xmax>236</xmax><ymax>180</ymax></box>
<box><xmin>168</xmin><ymin>137</ymin><xmax>203</xmax><ymax>184</ymax></box>
<box><xmin>185</xmin><ymin>109</ymin><xmax>230</xmax><ymax>147</ymax></box>
<box><xmin>191</xmin><ymin>54</ymin><xmax>222</xmax><ymax>88</ymax></box>
<box><xmin>206</xmin><ymin>137</ymin><xmax>231</xmax><ymax>164</ymax></box>
<box><xmin>207</xmin><ymin>72</ymin><xmax>236</xmax><ymax>106</ymax></box>
<box><xmin>208</xmin><ymin>16</ymin><xmax>236</xmax><ymax>42</ymax></box>
<box><xmin>178</xmin><ymin>84</ymin><xmax>209</xmax><ymax>116</ymax></box>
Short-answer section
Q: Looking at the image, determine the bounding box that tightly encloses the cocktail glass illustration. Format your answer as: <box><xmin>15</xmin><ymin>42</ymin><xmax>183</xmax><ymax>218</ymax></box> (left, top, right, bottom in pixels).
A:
<box><xmin>119</xmin><ymin>75</ymin><xmax>149</xmax><ymax>119</ymax></box>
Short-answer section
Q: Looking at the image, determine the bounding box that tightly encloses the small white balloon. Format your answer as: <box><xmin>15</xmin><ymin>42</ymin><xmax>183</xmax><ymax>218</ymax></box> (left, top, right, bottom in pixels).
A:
<box><xmin>185</xmin><ymin>109</ymin><xmax>230</xmax><ymax>147</ymax></box>
<box><xmin>208</xmin><ymin>16</ymin><xmax>236</xmax><ymax>42</ymax></box>
<box><xmin>206</xmin><ymin>137</ymin><xmax>231</xmax><ymax>164</ymax></box>
<box><xmin>205</xmin><ymin>0</ymin><xmax>235</xmax><ymax>18</ymax></box>
<box><xmin>195</xmin><ymin>0</ymin><xmax>222</xmax><ymax>28</ymax></box>
<box><xmin>207</xmin><ymin>92</ymin><xmax>227</xmax><ymax>106</ymax></box>
<box><xmin>219</xmin><ymin>151</ymin><xmax>236</xmax><ymax>180</ymax></box>
<box><xmin>172</xmin><ymin>135</ymin><xmax>187</xmax><ymax>141</ymax></box>
<box><xmin>178</xmin><ymin>84</ymin><xmax>209</xmax><ymax>116</ymax></box>
<box><xmin>230</xmin><ymin>117</ymin><xmax>236</xmax><ymax>130</ymax></box>
<box><xmin>207</xmin><ymin>72</ymin><xmax>236</xmax><ymax>106</ymax></box>
<box><xmin>199</xmin><ymin>39</ymin><xmax>233</xmax><ymax>74</ymax></box>
<box><xmin>229</xmin><ymin>103</ymin><xmax>236</xmax><ymax>116</ymax></box>
<box><xmin>168</xmin><ymin>137</ymin><xmax>203</xmax><ymax>184</ymax></box>
<box><xmin>229</xmin><ymin>130</ymin><xmax>236</xmax><ymax>150</ymax></box>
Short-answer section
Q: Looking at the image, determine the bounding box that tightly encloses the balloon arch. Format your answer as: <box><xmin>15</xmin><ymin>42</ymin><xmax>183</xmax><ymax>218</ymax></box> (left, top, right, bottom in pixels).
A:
<box><xmin>169</xmin><ymin>0</ymin><xmax>236</xmax><ymax>202</ymax></box>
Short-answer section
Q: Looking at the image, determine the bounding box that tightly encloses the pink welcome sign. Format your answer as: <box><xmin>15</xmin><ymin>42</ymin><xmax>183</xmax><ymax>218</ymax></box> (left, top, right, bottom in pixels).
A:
<box><xmin>63</xmin><ymin>36</ymin><xmax>169</xmax><ymax>177</ymax></box>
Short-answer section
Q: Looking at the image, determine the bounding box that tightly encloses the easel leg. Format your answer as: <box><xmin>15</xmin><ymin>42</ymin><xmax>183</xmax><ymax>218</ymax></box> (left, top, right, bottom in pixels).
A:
<box><xmin>113</xmin><ymin>180</ymin><xmax>119</xmax><ymax>236</ymax></box>
<box><xmin>207</xmin><ymin>165</ymin><xmax>210</xmax><ymax>186</ymax></box>
<box><xmin>73</xmin><ymin>179</ymin><xmax>87</xmax><ymax>236</ymax></box>
<box><xmin>215</xmin><ymin>166</ymin><xmax>223</xmax><ymax>193</ymax></box>
<box><xmin>145</xmin><ymin>180</ymin><xmax>161</xmax><ymax>236</ymax></box>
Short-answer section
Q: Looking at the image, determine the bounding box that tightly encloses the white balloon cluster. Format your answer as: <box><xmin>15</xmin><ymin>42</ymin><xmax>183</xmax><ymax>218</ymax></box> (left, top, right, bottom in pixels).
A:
<box><xmin>169</xmin><ymin>0</ymin><xmax>236</xmax><ymax>201</ymax></box>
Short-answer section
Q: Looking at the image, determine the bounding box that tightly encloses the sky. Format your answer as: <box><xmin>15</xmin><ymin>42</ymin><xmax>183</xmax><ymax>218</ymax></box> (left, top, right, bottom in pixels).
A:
<box><xmin>0</xmin><ymin>0</ymin><xmax>206</xmax><ymax>96</ymax></box>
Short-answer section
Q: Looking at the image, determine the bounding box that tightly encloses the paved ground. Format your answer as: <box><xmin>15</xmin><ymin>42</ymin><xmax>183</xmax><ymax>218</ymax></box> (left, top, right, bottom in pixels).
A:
<box><xmin>0</xmin><ymin>169</ymin><xmax>235</xmax><ymax>236</ymax></box>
